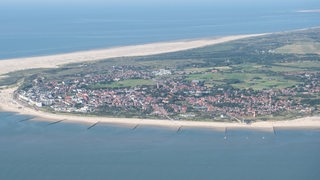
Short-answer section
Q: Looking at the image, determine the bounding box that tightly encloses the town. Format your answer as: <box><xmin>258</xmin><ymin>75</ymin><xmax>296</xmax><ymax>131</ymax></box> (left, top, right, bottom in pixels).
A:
<box><xmin>15</xmin><ymin>64</ymin><xmax>319</xmax><ymax>121</ymax></box>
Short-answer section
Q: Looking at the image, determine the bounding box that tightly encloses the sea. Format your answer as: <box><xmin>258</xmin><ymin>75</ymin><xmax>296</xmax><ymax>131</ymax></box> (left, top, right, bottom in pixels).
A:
<box><xmin>0</xmin><ymin>2</ymin><xmax>320</xmax><ymax>60</ymax></box>
<box><xmin>0</xmin><ymin>112</ymin><xmax>320</xmax><ymax>180</ymax></box>
<box><xmin>1</xmin><ymin>1</ymin><xmax>320</xmax><ymax>179</ymax></box>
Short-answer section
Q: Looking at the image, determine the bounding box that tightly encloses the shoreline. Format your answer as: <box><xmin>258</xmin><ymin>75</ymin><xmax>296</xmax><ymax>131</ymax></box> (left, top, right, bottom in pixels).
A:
<box><xmin>0</xmin><ymin>32</ymin><xmax>320</xmax><ymax>129</ymax></box>
<box><xmin>1</xmin><ymin>87</ymin><xmax>320</xmax><ymax>129</ymax></box>
<box><xmin>0</xmin><ymin>33</ymin><xmax>266</xmax><ymax>76</ymax></box>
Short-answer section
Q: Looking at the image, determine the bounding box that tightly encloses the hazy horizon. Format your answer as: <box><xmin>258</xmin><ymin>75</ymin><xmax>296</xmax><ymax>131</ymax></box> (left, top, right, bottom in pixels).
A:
<box><xmin>0</xmin><ymin>0</ymin><xmax>319</xmax><ymax>7</ymax></box>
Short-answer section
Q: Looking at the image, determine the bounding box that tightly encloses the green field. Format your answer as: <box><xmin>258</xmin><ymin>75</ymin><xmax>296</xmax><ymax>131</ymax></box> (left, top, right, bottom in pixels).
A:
<box><xmin>184</xmin><ymin>67</ymin><xmax>212</xmax><ymax>73</ymax></box>
<box><xmin>1</xmin><ymin>28</ymin><xmax>320</xmax><ymax>92</ymax></box>
<box><xmin>90</xmin><ymin>79</ymin><xmax>156</xmax><ymax>89</ymax></box>
<box><xmin>275</xmin><ymin>61</ymin><xmax>320</xmax><ymax>68</ymax></box>
<box><xmin>1</xmin><ymin>27</ymin><xmax>319</xmax><ymax>121</ymax></box>
<box><xmin>275</xmin><ymin>42</ymin><xmax>320</xmax><ymax>54</ymax></box>
<box><xmin>186</xmin><ymin>71</ymin><xmax>299</xmax><ymax>90</ymax></box>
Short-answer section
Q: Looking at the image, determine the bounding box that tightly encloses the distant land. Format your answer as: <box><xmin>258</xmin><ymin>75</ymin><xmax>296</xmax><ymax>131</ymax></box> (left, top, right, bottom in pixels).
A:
<box><xmin>0</xmin><ymin>28</ymin><xmax>319</xmax><ymax>127</ymax></box>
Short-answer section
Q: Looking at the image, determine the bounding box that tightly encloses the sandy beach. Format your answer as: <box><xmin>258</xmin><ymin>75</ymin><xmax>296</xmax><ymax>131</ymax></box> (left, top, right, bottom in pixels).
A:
<box><xmin>1</xmin><ymin>87</ymin><xmax>320</xmax><ymax>129</ymax></box>
<box><xmin>0</xmin><ymin>34</ymin><xmax>265</xmax><ymax>75</ymax></box>
<box><xmin>0</xmin><ymin>33</ymin><xmax>319</xmax><ymax>129</ymax></box>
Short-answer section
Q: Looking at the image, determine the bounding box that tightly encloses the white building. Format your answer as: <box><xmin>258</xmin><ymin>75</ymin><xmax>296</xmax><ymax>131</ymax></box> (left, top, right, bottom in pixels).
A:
<box><xmin>153</xmin><ymin>69</ymin><xmax>172</xmax><ymax>76</ymax></box>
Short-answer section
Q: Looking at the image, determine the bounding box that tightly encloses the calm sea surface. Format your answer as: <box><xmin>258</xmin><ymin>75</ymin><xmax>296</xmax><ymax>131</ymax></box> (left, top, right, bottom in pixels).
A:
<box><xmin>0</xmin><ymin>3</ymin><xmax>320</xmax><ymax>59</ymax></box>
<box><xmin>1</xmin><ymin>2</ymin><xmax>320</xmax><ymax>179</ymax></box>
<box><xmin>0</xmin><ymin>112</ymin><xmax>320</xmax><ymax>180</ymax></box>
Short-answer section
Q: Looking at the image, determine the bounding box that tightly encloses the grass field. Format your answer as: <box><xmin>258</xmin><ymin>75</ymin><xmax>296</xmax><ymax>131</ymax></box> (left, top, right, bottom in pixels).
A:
<box><xmin>1</xmin><ymin>28</ymin><xmax>319</xmax><ymax>92</ymax></box>
<box><xmin>186</xmin><ymin>70</ymin><xmax>299</xmax><ymax>90</ymax></box>
<box><xmin>275</xmin><ymin>42</ymin><xmax>320</xmax><ymax>54</ymax></box>
<box><xmin>231</xmin><ymin>62</ymin><xmax>319</xmax><ymax>73</ymax></box>
<box><xmin>184</xmin><ymin>67</ymin><xmax>212</xmax><ymax>73</ymax></box>
<box><xmin>2</xmin><ymin>28</ymin><xmax>319</xmax><ymax>120</ymax></box>
<box><xmin>90</xmin><ymin>79</ymin><xmax>156</xmax><ymax>89</ymax></box>
<box><xmin>275</xmin><ymin>61</ymin><xmax>320</xmax><ymax>68</ymax></box>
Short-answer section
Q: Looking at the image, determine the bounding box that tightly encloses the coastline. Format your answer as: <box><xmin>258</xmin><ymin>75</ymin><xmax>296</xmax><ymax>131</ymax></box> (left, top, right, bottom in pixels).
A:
<box><xmin>1</xmin><ymin>87</ymin><xmax>320</xmax><ymax>129</ymax></box>
<box><xmin>0</xmin><ymin>34</ymin><xmax>266</xmax><ymax>75</ymax></box>
<box><xmin>0</xmin><ymin>32</ymin><xmax>319</xmax><ymax>129</ymax></box>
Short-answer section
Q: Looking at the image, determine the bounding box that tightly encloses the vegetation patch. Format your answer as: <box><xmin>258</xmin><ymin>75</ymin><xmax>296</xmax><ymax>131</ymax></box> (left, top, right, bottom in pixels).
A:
<box><xmin>275</xmin><ymin>42</ymin><xmax>320</xmax><ymax>54</ymax></box>
<box><xmin>9</xmin><ymin>28</ymin><xmax>320</xmax><ymax>121</ymax></box>
<box><xmin>91</xmin><ymin>79</ymin><xmax>156</xmax><ymax>89</ymax></box>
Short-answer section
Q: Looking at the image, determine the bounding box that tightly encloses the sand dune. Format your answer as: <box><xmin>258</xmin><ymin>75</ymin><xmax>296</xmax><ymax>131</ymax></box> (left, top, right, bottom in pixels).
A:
<box><xmin>0</xmin><ymin>34</ymin><xmax>264</xmax><ymax>75</ymax></box>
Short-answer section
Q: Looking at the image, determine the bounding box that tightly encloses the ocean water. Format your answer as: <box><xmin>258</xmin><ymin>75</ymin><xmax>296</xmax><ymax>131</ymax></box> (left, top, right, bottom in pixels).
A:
<box><xmin>0</xmin><ymin>112</ymin><xmax>320</xmax><ymax>180</ymax></box>
<box><xmin>0</xmin><ymin>2</ymin><xmax>320</xmax><ymax>60</ymax></box>
<box><xmin>1</xmin><ymin>2</ymin><xmax>320</xmax><ymax>179</ymax></box>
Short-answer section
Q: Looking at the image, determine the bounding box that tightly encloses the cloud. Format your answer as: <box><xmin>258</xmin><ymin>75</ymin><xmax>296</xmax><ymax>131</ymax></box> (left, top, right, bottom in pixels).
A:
<box><xmin>297</xmin><ymin>9</ymin><xmax>320</xmax><ymax>13</ymax></box>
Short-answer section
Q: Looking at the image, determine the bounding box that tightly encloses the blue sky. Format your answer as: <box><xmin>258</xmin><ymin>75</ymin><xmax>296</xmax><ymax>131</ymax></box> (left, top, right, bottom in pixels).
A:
<box><xmin>0</xmin><ymin>0</ymin><xmax>319</xmax><ymax>13</ymax></box>
<box><xmin>1</xmin><ymin>0</ymin><xmax>319</xmax><ymax>6</ymax></box>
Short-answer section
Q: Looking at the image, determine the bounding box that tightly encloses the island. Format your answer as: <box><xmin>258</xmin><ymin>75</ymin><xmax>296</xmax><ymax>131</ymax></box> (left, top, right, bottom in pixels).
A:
<box><xmin>0</xmin><ymin>28</ymin><xmax>319</xmax><ymax>128</ymax></box>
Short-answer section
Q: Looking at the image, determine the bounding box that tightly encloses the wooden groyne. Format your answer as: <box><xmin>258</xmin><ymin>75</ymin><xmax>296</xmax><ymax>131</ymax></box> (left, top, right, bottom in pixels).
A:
<box><xmin>176</xmin><ymin>126</ymin><xmax>183</xmax><ymax>133</ymax></box>
<box><xmin>87</xmin><ymin>122</ymin><xmax>99</xmax><ymax>130</ymax></box>
<box><xmin>273</xmin><ymin>126</ymin><xmax>277</xmax><ymax>136</ymax></box>
<box><xmin>224</xmin><ymin>127</ymin><xmax>228</xmax><ymax>139</ymax></box>
<box><xmin>18</xmin><ymin>117</ymin><xmax>34</xmax><ymax>122</ymax></box>
<box><xmin>132</xmin><ymin>124</ymin><xmax>139</xmax><ymax>131</ymax></box>
<box><xmin>47</xmin><ymin>120</ymin><xmax>64</xmax><ymax>126</ymax></box>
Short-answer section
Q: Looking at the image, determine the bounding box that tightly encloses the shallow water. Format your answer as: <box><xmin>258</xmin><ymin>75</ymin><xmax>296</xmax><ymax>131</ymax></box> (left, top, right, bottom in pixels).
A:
<box><xmin>0</xmin><ymin>112</ymin><xmax>319</xmax><ymax>180</ymax></box>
